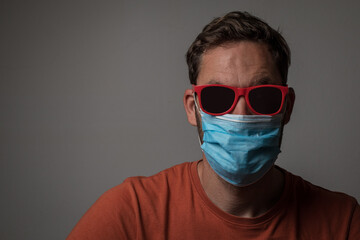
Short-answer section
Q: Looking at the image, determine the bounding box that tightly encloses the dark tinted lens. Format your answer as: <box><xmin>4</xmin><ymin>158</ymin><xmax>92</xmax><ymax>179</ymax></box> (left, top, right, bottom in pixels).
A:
<box><xmin>248</xmin><ymin>87</ymin><xmax>283</xmax><ymax>114</ymax></box>
<box><xmin>201</xmin><ymin>86</ymin><xmax>235</xmax><ymax>114</ymax></box>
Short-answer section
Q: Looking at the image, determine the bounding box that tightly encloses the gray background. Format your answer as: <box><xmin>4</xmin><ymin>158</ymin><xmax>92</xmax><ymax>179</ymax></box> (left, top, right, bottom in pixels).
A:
<box><xmin>1</xmin><ymin>0</ymin><xmax>359</xmax><ymax>239</ymax></box>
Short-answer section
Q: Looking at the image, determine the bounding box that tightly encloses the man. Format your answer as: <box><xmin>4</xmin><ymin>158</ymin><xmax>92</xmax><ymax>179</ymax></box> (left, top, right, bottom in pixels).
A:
<box><xmin>67</xmin><ymin>11</ymin><xmax>359</xmax><ymax>239</ymax></box>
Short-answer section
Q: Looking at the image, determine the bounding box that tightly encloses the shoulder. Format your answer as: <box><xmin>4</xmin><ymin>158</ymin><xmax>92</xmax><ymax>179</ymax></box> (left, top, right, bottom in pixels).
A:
<box><xmin>67</xmin><ymin>162</ymin><xmax>194</xmax><ymax>239</ymax></box>
<box><xmin>280</xmin><ymin>168</ymin><xmax>360</xmax><ymax>238</ymax></box>
<box><xmin>285</xmin><ymin>169</ymin><xmax>358</xmax><ymax>207</ymax></box>
<box><xmin>281</xmin><ymin>167</ymin><xmax>359</xmax><ymax>221</ymax></box>
<box><xmin>102</xmin><ymin>161</ymin><xmax>193</xmax><ymax>202</ymax></box>
<box><xmin>122</xmin><ymin>161</ymin><xmax>192</xmax><ymax>188</ymax></box>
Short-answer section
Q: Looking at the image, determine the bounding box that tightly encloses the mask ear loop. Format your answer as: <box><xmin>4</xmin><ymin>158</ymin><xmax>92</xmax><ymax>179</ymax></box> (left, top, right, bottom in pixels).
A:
<box><xmin>193</xmin><ymin>93</ymin><xmax>200</xmax><ymax>113</ymax></box>
<box><xmin>278</xmin><ymin>94</ymin><xmax>288</xmax><ymax>148</ymax></box>
<box><xmin>193</xmin><ymin>93</ymin><xmax>204</xmax><ymax>146</ymax></box>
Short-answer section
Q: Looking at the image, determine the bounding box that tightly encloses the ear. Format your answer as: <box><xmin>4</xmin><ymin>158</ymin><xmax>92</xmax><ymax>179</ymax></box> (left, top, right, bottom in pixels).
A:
<box><xmin>183</xmin><ymin>89</ymin><xmax>197</xmax><ymax>126</ymax></box>
<box><xmin>283</xmin><ymin>87</ymin><xmax>295</xmax><ymax>125</ymax></box>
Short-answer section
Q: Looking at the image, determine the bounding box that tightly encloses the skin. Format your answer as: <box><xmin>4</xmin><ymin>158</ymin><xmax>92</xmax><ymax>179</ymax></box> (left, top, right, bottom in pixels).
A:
<box><xmin>183</xmin><ymin>41</ymin><xmax>295</xmax><ymax>218</ymax></box>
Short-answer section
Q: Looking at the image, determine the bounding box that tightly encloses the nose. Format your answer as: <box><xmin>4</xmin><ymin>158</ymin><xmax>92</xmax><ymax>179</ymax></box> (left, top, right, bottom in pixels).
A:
<box><xmin>230</xmin><ymin>96</ymin><xmax>252</xmax><ymax>115</ymax></box>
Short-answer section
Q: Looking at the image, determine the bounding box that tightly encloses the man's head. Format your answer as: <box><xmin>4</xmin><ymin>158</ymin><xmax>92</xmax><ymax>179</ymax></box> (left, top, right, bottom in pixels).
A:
<box><xmin>183</xmin><ymin>11</ymin><xmax>295</xmax><ymax>141</ymax></box>
<box><xmin>183</xmin><ymin>10</ymin><xmax>295</xmax><ymax>187</ymax></box>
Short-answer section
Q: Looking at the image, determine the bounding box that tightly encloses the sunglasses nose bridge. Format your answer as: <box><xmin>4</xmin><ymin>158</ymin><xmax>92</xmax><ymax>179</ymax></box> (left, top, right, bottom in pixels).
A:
<box><xmin>229</xmin><ymin>87</ymin><xmax>251</xmax><ymax>115</ymax></box>
<box><xmin>236</xmin><ymin>87</ymin><xmax>247</xmax><ymax>97</ymax></box>
<box><xmin>234</xmin><ymin>88</ymin><xmax>247</xmax><ymax>104</ymax></box>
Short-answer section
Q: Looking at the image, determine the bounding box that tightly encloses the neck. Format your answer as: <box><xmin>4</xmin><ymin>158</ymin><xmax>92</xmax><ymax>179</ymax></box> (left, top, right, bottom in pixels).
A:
<box><xmin>197</xmin><ymin>158</ymin><xmax>284</xmax><ymax>218</ymax></box>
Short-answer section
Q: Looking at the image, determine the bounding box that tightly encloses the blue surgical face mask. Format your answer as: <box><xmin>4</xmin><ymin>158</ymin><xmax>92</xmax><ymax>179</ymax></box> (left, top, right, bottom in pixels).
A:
<box><xmin>198</xmin><ymin>106</ymin><xmax>283</xmax><ymax>187</ymax></box>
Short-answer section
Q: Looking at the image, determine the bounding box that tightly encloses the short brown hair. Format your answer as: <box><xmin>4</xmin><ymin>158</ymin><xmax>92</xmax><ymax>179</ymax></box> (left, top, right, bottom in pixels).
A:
<box><xmin>186</xmin><ymin>11</ymin><xmax>291</xmax><ymax>85</ymax></box>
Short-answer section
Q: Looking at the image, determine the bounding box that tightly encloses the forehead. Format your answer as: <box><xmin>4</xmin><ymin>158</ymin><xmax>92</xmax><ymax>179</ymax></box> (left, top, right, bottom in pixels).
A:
<box><xmin>197</xmin><ymin>41</ymin><xmax>282</xmax><ymax>87</ymax></box>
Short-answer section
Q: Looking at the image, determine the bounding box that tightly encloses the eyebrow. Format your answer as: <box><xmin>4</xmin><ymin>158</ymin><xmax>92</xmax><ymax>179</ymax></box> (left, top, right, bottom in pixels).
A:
<box><xmin>206</xmin><ymin>77</ymin><xmax>275</xmax><ymax>86</ymax></box>
<box><xmin>207</xmin><ymin>79</ymin><xmax>222</xmax><ymax>84</ymax></box>
<box><xmin>253</xmin><ymin>77</ymin><xmax>272</xmax><ymax>85</ymax></box>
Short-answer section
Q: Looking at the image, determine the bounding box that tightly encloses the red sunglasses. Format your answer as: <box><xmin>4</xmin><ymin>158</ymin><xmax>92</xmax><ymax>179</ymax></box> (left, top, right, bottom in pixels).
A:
<box><xmin>193</xmin><ymin>84</ymin><xmax>289</xmax><ymax>116</ymax></box>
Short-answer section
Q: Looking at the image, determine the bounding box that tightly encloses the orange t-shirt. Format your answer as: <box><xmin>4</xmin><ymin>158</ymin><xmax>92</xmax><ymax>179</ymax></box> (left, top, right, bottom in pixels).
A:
<box><xmin>67</xmin><ymin>161</ymin><xmax>360</xmax><ymax>239</ymax></box>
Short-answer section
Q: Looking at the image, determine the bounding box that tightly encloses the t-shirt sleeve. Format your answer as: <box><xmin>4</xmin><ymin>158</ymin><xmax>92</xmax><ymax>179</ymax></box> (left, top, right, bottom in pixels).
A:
<box><xmin>66</xmin><ymin>181</ymin><xmax>137</xmax><ymax>240</ymax></box>
<box><xmin>349</xmin><ymin>201</ymin><xmax>360</xmax><ymax>240</ymax></box>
